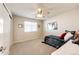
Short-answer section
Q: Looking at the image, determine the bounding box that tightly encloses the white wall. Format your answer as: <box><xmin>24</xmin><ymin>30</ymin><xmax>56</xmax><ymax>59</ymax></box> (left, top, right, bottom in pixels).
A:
<box><xmin>0</xmin><ymin>4</ymin><xmax>13</xmax><ymax>55</ymax></box>
<box><xmin>13</xmin><ymin>16</ymin><xmax>43</xmax><ymax>43</ymax></box>
<box><xmin>44</xmin><ymin>8</ymin><xmax>79</xmax><ymax>36</ymax></box>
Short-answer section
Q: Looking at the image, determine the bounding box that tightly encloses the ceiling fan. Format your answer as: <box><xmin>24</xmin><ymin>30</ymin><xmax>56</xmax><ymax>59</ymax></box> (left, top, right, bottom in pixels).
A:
<box><xmin>36</xmin><ymin>8</ymin><xmax>43</xmax><ymax>18</ymax></box>
<box><xmin>36</xmin><ymin>4</ymin><xmax>50</xmax><ymax>19</ymax></box>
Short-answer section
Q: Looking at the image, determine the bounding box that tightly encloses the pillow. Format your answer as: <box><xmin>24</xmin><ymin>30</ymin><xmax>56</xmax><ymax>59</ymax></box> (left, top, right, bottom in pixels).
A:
<box><xmin>64</xmin><ymin>32</ymin><xmax>73</xmax><ymax>41</ymax></box>
<box><xmin>59</xmin><ymin>33</ymin><xmax>66</xmax><ymax>39</ymax></box>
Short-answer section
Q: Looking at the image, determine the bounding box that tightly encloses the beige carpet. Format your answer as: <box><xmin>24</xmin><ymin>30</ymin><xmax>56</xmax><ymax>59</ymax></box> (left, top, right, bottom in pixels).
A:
<box><xmin>9</xmin><ymin>39</ymin><xmax>57</xmax><ymax>55</ymax></box>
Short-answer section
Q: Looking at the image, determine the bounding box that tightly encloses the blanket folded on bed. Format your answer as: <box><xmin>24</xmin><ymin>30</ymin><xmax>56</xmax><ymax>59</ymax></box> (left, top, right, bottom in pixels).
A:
<box><xmin>43</xmin><ymin>35</ymin><xmax>65</xmax><ymax>49</ymax></box>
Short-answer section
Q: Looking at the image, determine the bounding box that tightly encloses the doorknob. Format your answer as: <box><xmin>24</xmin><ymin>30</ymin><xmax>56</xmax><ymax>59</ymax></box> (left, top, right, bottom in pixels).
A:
<box><xmin>0</xmin><ymin>46</ymin><xmax>6</xmax><ymax>52</ymax></box>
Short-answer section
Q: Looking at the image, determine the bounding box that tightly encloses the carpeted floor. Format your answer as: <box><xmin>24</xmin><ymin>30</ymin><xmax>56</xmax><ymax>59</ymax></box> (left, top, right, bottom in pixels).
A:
<box><xmin>9</xmin><ymin>39</ymin><xmax>57</xmax><ymax>55</ymax></box>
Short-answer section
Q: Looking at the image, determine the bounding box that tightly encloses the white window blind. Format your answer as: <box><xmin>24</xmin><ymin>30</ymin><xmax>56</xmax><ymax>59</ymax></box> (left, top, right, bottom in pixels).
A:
<box><xmin>24</xmin><ymin>21</ymin><xmax>37</xmax><ymax>32</ymax></box>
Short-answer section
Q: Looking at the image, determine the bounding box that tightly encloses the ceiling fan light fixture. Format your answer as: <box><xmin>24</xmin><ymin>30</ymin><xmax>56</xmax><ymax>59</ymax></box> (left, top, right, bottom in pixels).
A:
<box><xmin>36</xmin><ymin>8</ymin><xmax>43</xmax><ymax>18</ymax></box>
<box><xmin>37</xmin><ymin>8</ymin><xmax>42</xmax><ymax>13</ymax></box>
<box><xmin>37</xmin><ymin>14</ymin><xmax>43</xmax><ymax>18</ymax></box>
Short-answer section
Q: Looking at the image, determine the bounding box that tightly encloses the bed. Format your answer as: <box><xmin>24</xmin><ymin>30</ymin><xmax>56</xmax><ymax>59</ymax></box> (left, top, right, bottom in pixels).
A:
<box><xmin>51</xmin><ymin>39</ymin><xmax>79</xmax><ymax>55</ymax></box>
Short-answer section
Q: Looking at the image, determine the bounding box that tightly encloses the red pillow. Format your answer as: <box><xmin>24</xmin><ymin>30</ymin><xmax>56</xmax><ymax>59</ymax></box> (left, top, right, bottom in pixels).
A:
<box><xmin>59</xmin><ymin>33</ymin><xmax>66</xmax><ymax>39</ymax></box>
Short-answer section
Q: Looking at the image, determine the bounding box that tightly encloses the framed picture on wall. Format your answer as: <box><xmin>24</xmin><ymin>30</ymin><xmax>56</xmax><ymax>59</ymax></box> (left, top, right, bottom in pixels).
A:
<box><xmin>47</xmin><ymin>21</ymin><xmax>58</xmax><ymax>31</ymax></box>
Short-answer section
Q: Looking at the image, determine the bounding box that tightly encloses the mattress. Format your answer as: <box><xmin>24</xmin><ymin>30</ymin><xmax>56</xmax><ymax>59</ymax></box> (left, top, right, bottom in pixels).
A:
<box><xmin>51</xmin><ymin>40</ymin><xmax>79</xmax><ymax>55</ymax></box>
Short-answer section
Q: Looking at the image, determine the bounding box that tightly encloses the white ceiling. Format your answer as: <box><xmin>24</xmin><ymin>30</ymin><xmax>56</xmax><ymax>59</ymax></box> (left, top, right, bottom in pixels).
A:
<box><xmin>6</xmin><ymin>3</ymin><xmax>79</xmax><ymax>20</ymax></box>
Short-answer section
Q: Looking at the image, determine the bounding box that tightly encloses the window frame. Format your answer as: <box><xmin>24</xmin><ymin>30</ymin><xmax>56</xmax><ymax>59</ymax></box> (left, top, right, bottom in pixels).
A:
<box><xmin>0</xmin><ymin>18</ymin><xmax>3</xmax><ymax>33</ymax></box>
<box><xmin>24</xmin><ymin>21</ymin><xmax>37</xmax><ymax>32</ymax></box>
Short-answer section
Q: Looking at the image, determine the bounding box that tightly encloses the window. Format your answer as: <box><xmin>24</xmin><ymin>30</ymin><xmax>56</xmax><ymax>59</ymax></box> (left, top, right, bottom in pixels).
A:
<box><xmin>24</xmin><ymin>21</ymin><xmax>37</xmax><ymax>32</ymax></box>
<box><xmin>47</xmin><ymin>21</ymin><xmax>58</xmax><ymax>31</ymax></box>
<box><xmin>0</xmin><ymin>18</ymin><xmax>3</xmax><ymax>33</ymax></box>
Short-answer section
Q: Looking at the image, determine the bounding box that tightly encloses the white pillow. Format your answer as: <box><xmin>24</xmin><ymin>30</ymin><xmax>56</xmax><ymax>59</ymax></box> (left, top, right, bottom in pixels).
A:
<box><xmin>64</xmin><ymin>32</ymin><xmax>73</xmax><ymax>41</ymax></box>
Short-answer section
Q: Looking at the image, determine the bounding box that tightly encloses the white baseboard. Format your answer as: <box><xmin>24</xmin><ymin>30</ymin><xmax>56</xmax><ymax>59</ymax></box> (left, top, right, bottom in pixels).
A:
<box><xmin>12</xmin><ymin>38</ymin><xmax>43</xmax><ymax>45</ymax></box>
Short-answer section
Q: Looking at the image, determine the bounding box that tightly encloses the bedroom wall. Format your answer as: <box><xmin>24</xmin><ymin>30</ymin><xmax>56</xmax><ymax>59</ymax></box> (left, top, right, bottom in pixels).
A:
<box><xmin>13</xmin><ymin>16</ymin><xmax>43</xmax><ymax>43</ymax></box>
<box><xmin>0</xmin><ymin>4</ymin><xmax>13</xmax><ymax>54</ymax></box>
<box><xmin>44</xmin><ymin>8</ymin><xmax>79</xmax><ymax>36</ymax></box>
